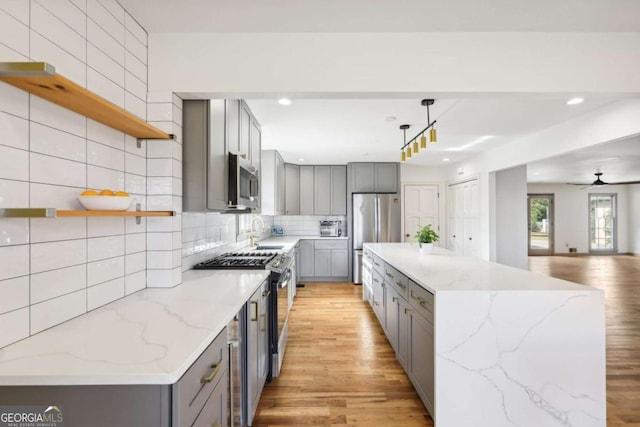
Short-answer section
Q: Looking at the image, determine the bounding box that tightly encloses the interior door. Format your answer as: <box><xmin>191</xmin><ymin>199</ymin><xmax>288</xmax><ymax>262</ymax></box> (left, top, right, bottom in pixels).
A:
<box><xmin>448</xmin><ymin>180</ymin><xmax>479</xmax><ymax>256</ymax></box>
<box><xmin>403</xmin><ymin>185</ymin><xmax>439</xmax><ymax>243</ymax></box>
<box><xmin>528</xmin><ymin>194</ymin><xmax>554</xmax><ymax>255</ymax></box>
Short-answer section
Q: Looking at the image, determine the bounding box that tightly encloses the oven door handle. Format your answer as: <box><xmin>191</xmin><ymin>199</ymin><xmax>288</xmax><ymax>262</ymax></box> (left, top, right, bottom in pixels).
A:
<box><xmin>278</xmin><ymin>269</ymin><xmax>291</xmax><ymax>289</ymax></box>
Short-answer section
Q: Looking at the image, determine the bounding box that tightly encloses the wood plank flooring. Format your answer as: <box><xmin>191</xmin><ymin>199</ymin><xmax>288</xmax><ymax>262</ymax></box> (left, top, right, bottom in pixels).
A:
<box><xmin>529</xmin><ymin>255</ymin><xmax>640</xmax><ymax>427</ymax></box>
<box><xmin>253</xmin><ymin>283</ymin><xmax>432</xmax><ymax>427</ymax></box>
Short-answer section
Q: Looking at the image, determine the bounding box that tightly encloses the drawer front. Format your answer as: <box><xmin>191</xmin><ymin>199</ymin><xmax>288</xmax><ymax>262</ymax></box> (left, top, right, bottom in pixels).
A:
<box><xmin>173</xmin><ymin>328</ymin><xmax>228</xmax><ymax>427</ymax></box>
<box><xmin>383</xmin><ymin>263</ymin><xmax>409</xmax><ymax>299</ymax></box>
<box><xmin>363</xmin><ymin>247</ymin><xmax>374</xmax><ymax>263</ymax></box>
<box><xmin>408</xmin><ymin>280</ymin><xmax>434</xmax><ymax>323</ymax></box>
<box><xmin>314</xmin><ymin>239</ymin><xmax>348</xmax><ymax>250</ymax></box>
<box><xmin>371</xmin><ymin>255</ymin><xmax>384</xmax><ymax>276</ymax></box>
<box><xmin>191</xmin><ymin>369</ymin><xmax>228</xmax><ymax>427</ymax></box>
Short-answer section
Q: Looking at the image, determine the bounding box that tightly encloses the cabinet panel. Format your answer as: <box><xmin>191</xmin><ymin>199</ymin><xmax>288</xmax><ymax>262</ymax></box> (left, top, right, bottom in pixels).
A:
<box><xmin>314</xmin><ymin>166</ymin><xmax>332</xmax><ymax>215</ymax></box>
<box><xmin>226</xmin><ymin>99</ymin><xmax>240</xmax><ymax>156</ymax></box>
<box><xmin>408</xmin><ymin>310</ymin><xmax>435</xmax><ymax>415</ymax></box>
<box><xmin>285</xmin><ymin>163</ymin><xmax>300</xmax><ymax>214</ymax></box>
<box><xmin>239</xmin><ymin>101</ymin><xmax>251</xmax><ymax>159</ymax></box>
<box><xmin>276</xmin><ymin>153</ymin><xmax>285</xmax><ymax>214</ymax></box>
<box><xmin>314</xmin><ymin>249</ymin><xmax>332</xmax><ymax>277</ymax></box>
<box><xmin>351</xmin><ymin>163</ymin><xmax>375</xmax><ymax>192</ymax></box>
<box><xmin>371</xmin><ymin>269</ymin><xmax>385</xmax><ymax>327</ymax></box>
<box><xmin>330</xmin><ymin>165</ymin><xmax>347</xmax><ymax>215</ymax></box>
<box><xmin>250</xmin><ymin>118</ymin><xmax>261</xmax><ymax>169</ymax></box>
<box><xmin>299</xmin><ymin>239</ymin><xmax>315</xmax><ymax>277</ymax></box>
<box><xmin>374</xmin><ymin>163</ymin><xmax>398</xmax><ymax>193</ymax></box>
<box><xmin>385</xmin><ymin>285</ymin><xmax>400</xmax><ymax>353</ymax></box>
<box><xmin>191</xmin><ymin>373</ymin><xmax>227</xmax><ymax>427</ymax></box>
<box><xmin>397</xmin><ymin>297</ymin><xmax>409</xmax><ymax>370</ymax></box>
<box><xmin>331</xmin><ymin>249</ymin><xmax>348</xmax><ymax>277</ymax></box>
<box><xmin>299</xmin><ymin>166</ymin><xmax>315</xmax><ymax>214</ymax></box>
<box><xmin>247</xmin><ymin>279</ymin><xmax>270</xmax><ymax>424</ymax></box>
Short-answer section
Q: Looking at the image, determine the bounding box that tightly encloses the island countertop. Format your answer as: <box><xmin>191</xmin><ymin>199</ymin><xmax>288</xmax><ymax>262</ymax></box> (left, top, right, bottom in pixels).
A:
<box><xmin>0</xmin><ymin>270</ymin><xmax>269</xmax><ymax>386</ymax></box>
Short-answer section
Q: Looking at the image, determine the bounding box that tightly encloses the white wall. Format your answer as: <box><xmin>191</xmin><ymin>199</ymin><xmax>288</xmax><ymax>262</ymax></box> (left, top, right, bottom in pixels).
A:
<box><xmin>630</xmin><ymin>185</ymin><xmax>640</xmax><ymax>255</ymax></box>
<box><xmin>493</xmin><ymin>166</ymin><xmax>528</xmax><ymax>269</ymax></box>
<box><xmin>528</xmin><ymin>184</ymin><xmax>631</xmax><ymax>254</ymax></box>
<box><xmin>148</xmin><ymin>32</ymin><xmax>640</xmax><ymax>94</ymax></box>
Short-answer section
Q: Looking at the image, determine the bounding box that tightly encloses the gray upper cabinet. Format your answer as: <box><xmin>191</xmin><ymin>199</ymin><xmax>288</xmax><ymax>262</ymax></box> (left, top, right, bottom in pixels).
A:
<box><xmin>261</xmin><ymin>150</ymin><xmax>285</xmax><ymax>215</ymax></box>
<box><xmin>299</xmin><ymin>166</ymin><xmax>315</xmax><ymax>214</ymax></box>
<box><xmin>314</xmin><ymin>166</ymin><xmax>332</xmax><ymax>215</ymax></box>
<box><xmin>250</xmin><ymin>119</ymin><xmax>261</xmax><ymax>169</ymax></box>
<box><xmin>226</xmin><ymin>100</ymin><xmax>240</xmax><ymax>157</ymax></box>
<box><xmin>285</xmin><ymin>163</ymin><xmax>300</xmax><ymax>215</ymax></box>
<box><xmin>330</xmin><ymin>165</ymin><xmax>347</xmax><ymax>215</ymax></box>
<box><xmin>183</xmin><ymin>100</ymin><xmax>229</xmax><ymax>211</ymax></box>
<box><xmin>239</xmin><ymin>101</ymin><xmax>251</xmax><ymax>160</ymax></box>
<box><xmin>350</xmin><ymin>162</ymin><xmax>398</xmax><ymax>193</ymax></box>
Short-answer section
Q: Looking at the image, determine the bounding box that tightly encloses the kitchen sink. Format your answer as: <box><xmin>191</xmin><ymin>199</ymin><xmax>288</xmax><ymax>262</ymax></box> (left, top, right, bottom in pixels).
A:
<box><xmin>255</xmin><ymin>245</ymin><xmax>285</xmax><ymax>250</ymax></box>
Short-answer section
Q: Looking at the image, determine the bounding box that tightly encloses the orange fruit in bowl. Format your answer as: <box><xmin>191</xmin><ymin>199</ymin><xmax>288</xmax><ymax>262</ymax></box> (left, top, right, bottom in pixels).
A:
<box><xmin>100</xmin><ymin>189</ymin><xmax>115</xmax><ymax>196</ymax></box>
<box><xmin>115</xmin><ymin>191</ymin><xmax>129</xmax><ymax>197</ymax></box>
<box><xmin>81</xmin><ymin>190</ymin><xmax>99</xmax><ymax>196</ymax></box>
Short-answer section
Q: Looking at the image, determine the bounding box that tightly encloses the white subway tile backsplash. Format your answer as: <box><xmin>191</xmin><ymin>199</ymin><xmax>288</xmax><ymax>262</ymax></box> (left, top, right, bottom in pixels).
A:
<box><xmin>0</xmin><ymin>82</ymin><xmax>29</xmax><ymax>119</ymax></box>
<box><xmin>31</xmin><ymin>289</ymin><xmax>86</xmax><ymax>334</ymax></box>
<box><xmin>30</xmin><ymin>122</ymin><xmax>87</xmax><ymax>162</ymax></box>
<box><xmin>31</xmin><ymin>264</ymin><xmax>87</xmax><ymax>304</ymax></box>
<box><xmin>182</xmin><ymin>213</ymin><xmax>206</xmax><ymax>229</ymax></box>
<box><xmin>173</xmin><ymin>232</ymin><xmax>182</xmax><ymax>248</ymax></box>
<box><xmin>125</xmin><ymin>270</ymin><xmax>145</xmax><ymax>295</ymax></box>
<box><xmin>125</xmin><ymin>251</ymin><xmax>146</xmax><ymax>275</ymax></box>
<box><xmin>97</xmin><ymin>0</ymin><xmax>124</xmax><ymax>23</ymax></box>
<box><xmin>147</xmin><ymin>177</ymin><xmax>172</xmax><ymax>195</ymax></box>
<box><xmin>30</xmin><ymin>152</ymin><xmax>86</xmax><ymax>188</ymax></box>
<box><xmin>125</xmin><ymin>50</ymin><xmax>146</xmax><ymax>83</ymax></box>
<box><xmin>30</xmin><ymin>182</ymin><xmax>83</xmax><ymax>210</ymax></box>
<box><xmin>172</xmin><ymin>178</ymin><xmax>182</xmax><ymax>196</ymax></box>
<box><xmin>69</xmin><ymin>0</ymin><xmax>87</xmax><ymax>12</ymax></box>
<box><xmin>147</xmin><ymin>158</ymin><xmax>172</xmax><ymax>177</ymax></box>
<box><xmin>146</xmin><ymin>91</ymin><xmax>172</xmax><ymax>104</ymax></box>
<box><xmin>147</xmin><ymin>195</ymin><xmax>172</xmax><ymax>211</ymax></box>
<box><xmin>171</xmin><ymin>140</ymin><xmax>183</xmax><ymax>161</ymax></box>
<box><xmin>31</xmin><ymin>239</ymin><xmax>87</xmax><ymax>274</ymax></box>
<box><xmin>147</xmin><ymin>250</ymin><xmax>172</xmax><ymax>270</ymax></box>
<box><xmin>147</xmin><ymin>217</ymin><xmax>173</xmax><ymax>232</ymax></box>
<box><xmin>87</xmin><ymin>0</ymin><xmax>124</xmax><ymax>44</ymax></box>
<box><xmin>31</xmin><ymin>2</ymin><xmax>86</xmax><ymax>61</ymax></box>
<box><xmin>31</xmin><ymin>217</ymin><xmax>87</xmax><ymax>243</ymax></box>
<box><xmin>147</xmin><ymin>141</ymin><xmax>173</xmax><ymax>159</ymax></box>
<box><xmin>126</xmin><ymin>233</ymin><xmax>145</xmax><ymax>254</ymax></box>
<box><xmin>125</xmin><ymin>71</ymin><xmax>146</xmax><ymax>101</ymax></box>
<box><xmin>0</xmin><ymin>9</ymin><xmax>29</xmax><ymax>56</ymax></box>
<box><xmin>0</xmin><ymin>42</ymin><xmax>28</xmax><ymax>61</ymax></box>
<box><xmin>87</xmin><ymin>141</ymin><xmax>125</xmax><ymax>171</ymax></box>
<box><xmin>147</xmin><ymin>232</ymin><xmax>172</xmax><ymax>251</ymax></box>
<box><xmin>173</xmin><ymin>104</ymin><xmax>183</xmax><ymax>127</ymax></box>
<box><xmin>87</xmin><ymin>216</ymin><xmax>125</xmax><ymax>237</ymax></box>
<box><xmin>87</xmin><ymin>277</ymin><xmax>124</xmax><ymax>310</ymax></box>
<box><xmin>88</xmin><ymin>42</ymin><xmax>125</xmax><ymax>87</ymax></box>
<box><xmin>147</xmin><ymin>103</ymin><xmax>173</xmax><ymax>122</ymax></box>
<box><xmin>0</xmin><ymin>276</ymin><xmax>29</xmax><ymax>314</ymax></box>
<box><xmin>87</xmin><ymin>119</ymin><xmax>125</xmax><ymax>150</ymax></box>
<box><xmin>30</xmin><ymin>96</ymin><xmax>86</xmax><ymax>138</ymax></box>
<box><xmin>125</xmin><ymin>214</ymin><xmax>146</xmax><ymax>234</ymax></box>
<box><xmin>87</xmin><ymin>68</ymin><xmax>125</xmax><ymax>108</ymax></box>
<box><xmin>0</xmin><ymin>145</ymin><xmax>28</xmax><ymax>181</ymax></box>
<box><xmin>124</xmin><ymin>91</ymin><xmax>146</xmax><ymax>119</ymax></box>
<box><xmin>125</xmin><ymin>134</ymin><xmax>144</xmax><ymax>154</ymax></box>
<box><xmin>124</xmin><ymin>13</ymin><xmax>146</xmax><ymax>46</ymax></box>
<box><xmin>0</xmin><ymin>218</ymin><xmax>29</xmax><ymax>246</ymax></box>
<box><xmin>87</xmin><ymin>18</ymin><xmax>124</xmax><ymax>65</ymax></box>
<box><xmin>0</xmin><ymin>308</ymin><xmax>29</xmax><ymax>348</ymax></box>
<box><xmin>88</xmin><ymin>256</ymin><xmax>124</xmax><ymax>286</ymax></box>
<box><xmin>0</xmin><ymin>0</ymin><xmax>30</xmax><ymax>25</ymax></box>
<box><xmin>125</xmin><ymin>173</ymin><xmax>146</xmax><ymax>195</ymax></box>
<box><xmin>147</xmin><ymin>269</ymin><xmax>173</xmax><ymax>288</ymax></box>
<box><xmin>35</xmin><ymin>0</ymin><xmax>87</xmax><ymax>38</ymax></box>
<box><xmin>0</xmin><ymin>111</ymin><xmax>28</xmax><ymax>151</ymax></box>
<box><xmin>172</xmin><ymin>159</ymin><xmax>183</xmax><ymax>179</ymax></box>
<box><xmin>87</xmin><ymin>165</ymin><xmax>125</xmax><ymax>191</ymax></box>
<box><xmin>88</xmin><ymin>235</ymin><xmax>125</xmax><ymax>262</ymax></box>
<box><xmin>31</xmin><ymin>30</ymin><xmax>87</xmax><ymax>87</ymax></box>
<box><xmin>125</xmin><ymin>28</ymin><xmax>146</xmax><ymax>64</ymax></box>
<box><xmin>0</xmin><ymin>245</ymin><xmax>29</xmax><ymax>280</ymax></box>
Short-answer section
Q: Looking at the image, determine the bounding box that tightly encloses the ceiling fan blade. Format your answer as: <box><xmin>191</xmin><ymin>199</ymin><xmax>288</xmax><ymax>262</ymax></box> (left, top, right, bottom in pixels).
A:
<box><xmin>608</xmin><ymin>180</ymin><xmax>640</xmax><ymax>185</ymax></box>
<box><xmin>566</xmin><ymin>182</ymin><xmax>590</xmax><ymax>186</ymax></box>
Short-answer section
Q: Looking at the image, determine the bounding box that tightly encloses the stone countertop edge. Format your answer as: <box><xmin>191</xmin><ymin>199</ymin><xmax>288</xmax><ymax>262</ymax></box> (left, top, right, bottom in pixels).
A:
<box><xmin>0</xmin><ymin>269</ymin><xmax>270</xmax><ymax>386</ymax></box>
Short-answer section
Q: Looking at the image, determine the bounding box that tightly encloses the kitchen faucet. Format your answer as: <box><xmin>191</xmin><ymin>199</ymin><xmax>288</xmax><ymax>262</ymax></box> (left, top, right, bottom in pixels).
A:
<box><xmin>249</xmin><ymin>216</ymin><xmax>265</xmax><ymax>247</ymax></box>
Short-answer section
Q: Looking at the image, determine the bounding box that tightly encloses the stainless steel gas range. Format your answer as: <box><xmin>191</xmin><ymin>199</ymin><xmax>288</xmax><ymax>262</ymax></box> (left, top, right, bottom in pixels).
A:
<box><xmin>193</xmin><ymin>250</ymin><xmax>294</xmax><ymax>380</ymax></box>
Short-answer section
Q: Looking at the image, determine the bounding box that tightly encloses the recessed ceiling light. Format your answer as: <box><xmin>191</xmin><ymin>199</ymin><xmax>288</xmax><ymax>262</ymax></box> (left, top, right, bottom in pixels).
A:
<box><xmin>443</xmin><ymin>158</ymin><xmax>450</xmax><ymax>162</ymax></box>
<box><xmin>385</xmin><ymin>116</ymin><xmax>397</xmax><ymax>122</ymax></box>
<box><xmin>566</xmin><ymin>97</ymin><xmax>584</xmax><ymax>105</ymax></box>
<box><xmin>605</xmin><ymin>156</ymin><xmax>620</xmax><ymax>161</ymax></box>
<box><xmin>298</xmin><ymin>158</ymin><xmax>305</xmax><ymax>162</ymax></box>
<box><xmin>277</xmin><ymin>98</ymin><xmax>292</xmax><ymax>106</ymax></box>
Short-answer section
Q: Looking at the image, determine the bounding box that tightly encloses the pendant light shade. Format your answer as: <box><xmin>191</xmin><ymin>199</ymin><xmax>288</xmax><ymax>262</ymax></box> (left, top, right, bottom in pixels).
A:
<box><xmin>430</xmin><ymin>128</ymin><xmax>437</xmax><ymax>143</ymax></box>
<box><xmin>413</xmin><ymin>140</ymin><xmax>419</xmax><ymax>153</ymax></box>
<box><xmin>407</xmin><ymin>146</ymin><xmax>412</xmax><ymax>158</ymax></box>
<box><xmin>398</xmin><ymin>101</ymin><xmax>440</xmax><ymax>162</ymax></box>
<box><xmin>420</xmin><ymin>134</ymin><xmax>427</xmax><ymax>150</ymax></box>
<box><xmin>401</xmin><ymin>150</ymin><xmax>406</xmax><ymax>162</ymax></box>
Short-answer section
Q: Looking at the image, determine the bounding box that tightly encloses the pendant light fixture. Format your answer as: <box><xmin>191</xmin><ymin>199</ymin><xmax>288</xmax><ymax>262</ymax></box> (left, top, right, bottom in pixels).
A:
<box><xmin>399</xmin><ymin>99</ymin><xmax>438</xmax><ymax>161</ymax></box>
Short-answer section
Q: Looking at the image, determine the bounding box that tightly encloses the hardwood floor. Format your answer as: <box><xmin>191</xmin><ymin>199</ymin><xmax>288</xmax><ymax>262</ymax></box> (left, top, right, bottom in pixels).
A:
<box><xmin>253</xmin><ymin>283</ymin><xmax>432</xmax><ymax>427</ymax></box>
<box><xmin>529</xmin><ymin>255</ymin><xmax>640</xmax><ymax>427</ymax></box>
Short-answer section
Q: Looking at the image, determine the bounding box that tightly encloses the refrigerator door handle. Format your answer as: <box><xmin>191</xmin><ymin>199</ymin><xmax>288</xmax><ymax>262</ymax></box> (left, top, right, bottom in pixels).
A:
<box><xmin>374</xmin><ymin>195</ymin><xmax>380</xmax><ymax>242</ymax></box>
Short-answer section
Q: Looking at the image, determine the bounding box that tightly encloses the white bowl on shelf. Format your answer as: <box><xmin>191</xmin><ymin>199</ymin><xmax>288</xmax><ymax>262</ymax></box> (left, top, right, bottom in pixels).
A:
<box><xmin>78</xmin><ymin>196</ymin><xmax>133</xmax><ymax>211</ymax></box>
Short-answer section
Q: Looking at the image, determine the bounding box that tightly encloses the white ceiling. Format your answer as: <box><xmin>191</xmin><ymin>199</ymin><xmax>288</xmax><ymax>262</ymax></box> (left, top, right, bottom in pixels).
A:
<box><xmin>120</xmin><ymin>0</ymin><xmax>640</xmax><ymax>183</ymax></box>
<box><xmin>119</xmin><ymin>0</ymin><xmax>640</xmax><ymax>33</ymax></box>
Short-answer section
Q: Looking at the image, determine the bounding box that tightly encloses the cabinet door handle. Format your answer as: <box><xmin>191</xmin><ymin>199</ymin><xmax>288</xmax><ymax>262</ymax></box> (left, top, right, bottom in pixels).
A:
<box><xmin>385</xmin><ymin>272</ymin><xmax>393</xmax><ymax>278</ymax></box>
<box><xmin>262</xmin><ymin>290</ymin><xmax>271</xmax><ymax>298</ymax></box>
<box><xmin>260</xmin><ymin>314</ymin><xmax>267</xmax><ymax>331</ymax></box>
<box><xmin>201</xmin><ymin>362</ymin><xmax>222</xmax><ymax>383</ymax></box>
<box><xmin>404</xmin><ymin>308</ymin><xmax>411</xmax><ymax>314</ymax></box>
<box><xmin>392</xmin><ymin>296</ymin><xmax>397</xmax><ymax>303</ymax></box>
<box><xmin>411</xmin><ymin>295</ymin><xmax>426</xmax><ymax>306</ymax></box>
<box><xmin>396</xmin><ymin>281</ymin><xmax>405</xmax><ymax>289</ymax></box>
<box><xmin>251</xmin><ymin>301</ymin><xmax>258</xmax><ymax>321</ymax></box>
<box><xmin>469</xmin><ymin>237</ymin><xmax>473</xmax><ymax>241</ymax></box>
<box><xmin>374</xmin><ymin>261</ymin><xmax>381</xmax><ymax>267</ymax></box>
<box><xmin>405</xmin><ymin>233</ymin><xmax>410</xmax><ymax>238</ymax></box>
<box><xmin>374</xmin><ymin>301</ymin><xmax>380</xmax><ymax>307</ymax></box>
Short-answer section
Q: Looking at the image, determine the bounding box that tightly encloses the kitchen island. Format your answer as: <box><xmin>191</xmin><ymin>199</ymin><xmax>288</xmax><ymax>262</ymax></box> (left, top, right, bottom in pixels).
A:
<box><xmin>364</xmin><ymin>242</ymin><xmax>605</xmax><ymax>427</ymax></box>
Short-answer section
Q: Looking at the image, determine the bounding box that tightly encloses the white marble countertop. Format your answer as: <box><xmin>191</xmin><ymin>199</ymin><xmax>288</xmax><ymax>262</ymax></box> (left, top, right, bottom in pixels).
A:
<box><xmin>0</xmin><ymin>270</ymin><xmax>270</xmax><ymax>386</ymax></box>
<box><xmin>365</xmin><ymin>242</ymin><xmax>591</xmax><ymax>292</ymax></box>
<box><xmin>257</xmin><ymin>235</ymin><xmax>348</xmax><ymax>251</ymax></box>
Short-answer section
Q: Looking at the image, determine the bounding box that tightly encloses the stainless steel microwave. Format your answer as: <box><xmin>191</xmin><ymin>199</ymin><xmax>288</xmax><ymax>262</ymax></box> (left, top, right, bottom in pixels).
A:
<box><xmin>228</xmin><ymin>153</ymin><xmax>259</xmax><ymax>210</ymax></box>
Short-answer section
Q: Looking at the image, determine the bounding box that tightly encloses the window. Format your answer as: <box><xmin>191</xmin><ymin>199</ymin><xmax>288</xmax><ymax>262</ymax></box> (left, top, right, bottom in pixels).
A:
<box><xmin>589</xmin><ymin>193</ymin><xmax>617</xmax><ymax>252</ymax></box>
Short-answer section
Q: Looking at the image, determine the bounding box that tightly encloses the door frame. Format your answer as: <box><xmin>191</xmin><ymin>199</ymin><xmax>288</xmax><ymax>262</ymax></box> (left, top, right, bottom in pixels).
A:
<box><xmin>588</xmin><ymin>192</ymin><xmax>618</xmax><ymax>253</ymax></box>
<box><xmin>527</xmin><ymin>193</ymin><xmax>554</xmax><ymax>255</ymax></box>
<box><xmin>401</xmin><ymin>182</ymin><xmax>443</xmax><ymax>245</ymax></box>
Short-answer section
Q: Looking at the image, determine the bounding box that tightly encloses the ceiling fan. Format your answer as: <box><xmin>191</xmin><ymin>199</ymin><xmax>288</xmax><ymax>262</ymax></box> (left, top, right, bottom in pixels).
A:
<box><xmin>567</xmin><ymin>172</ymin><xmax>640</xmax><ymax>188</ymax></box>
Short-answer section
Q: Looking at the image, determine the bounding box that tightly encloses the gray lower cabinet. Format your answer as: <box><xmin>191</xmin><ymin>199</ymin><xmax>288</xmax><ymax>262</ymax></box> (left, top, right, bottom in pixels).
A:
<box><xmin>309</xmin><ymin>240</ymin><xmax>349</xmax><ymax>281</ymax></box>
<box><xmin>285</xmin><ymin>163</ymin><xmax>300</xmax><ymax>214</ymax></box>
<box><xmin>407</xmin><ymin>305</ymin><xmax>435</xmax><ymax>416</ymax></box>
<box><xmin>299</xmin><ymin>165</ymin><xmax>315</xmax><ymax>214</ymax></box>
<box><xmin>0</xmin><ymin>328</ymin><xmax>230</xmax><ymax>427</ymax></box>
<box><xmin>330</xmin><ymin>249</ymin><xmax>348</xmax><ymax>277</ymax></box>
<box><xmin>371</xmin><ymin>269</ymin><xmax>385</xmax><ymax>327</ymax></box>
<box><xmin>313</xmin><ymin>249</ymin><xmax>332</xmax><ymax>277</ymax></box>
<box><xmin>247</xmin><ymin>279</ymin><xmax>270</xmax><ymax>424</ymax></box>
<box><xmin>299</xmin><ymin>239</ymin><xmax>315</xmax><ymax>278</ymax></box>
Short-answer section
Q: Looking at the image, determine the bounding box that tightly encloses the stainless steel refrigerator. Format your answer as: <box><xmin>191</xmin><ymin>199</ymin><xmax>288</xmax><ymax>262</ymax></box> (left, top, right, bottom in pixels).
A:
<box><xmin>353</xmin><ymin>193</ymin><xmax>401</xmax><ymax>283</ymax></box>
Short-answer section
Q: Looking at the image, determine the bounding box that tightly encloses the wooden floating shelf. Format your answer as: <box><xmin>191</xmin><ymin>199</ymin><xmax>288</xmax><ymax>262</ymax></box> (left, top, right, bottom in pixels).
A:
<box><xmin>0</xmin><ymin>62</ymin><xmax>173</xmax><ymax>140</ymax></box>
<box><xmin>0</xmin><ymin>208</ymin><xmax>175</xmax><ymax>219</ymax></box>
